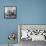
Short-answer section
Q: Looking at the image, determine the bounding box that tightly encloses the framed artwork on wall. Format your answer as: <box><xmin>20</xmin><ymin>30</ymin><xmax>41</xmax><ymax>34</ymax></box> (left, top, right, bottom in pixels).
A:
<box><xmin>4</xmin><ymin>6</ymin><xmax>16</xmax><ymax>19</ymax></box>
<box><xmin>18</xmin><ymin>24</ymin><xmax>46</xmax><ymax>42</ymax></box>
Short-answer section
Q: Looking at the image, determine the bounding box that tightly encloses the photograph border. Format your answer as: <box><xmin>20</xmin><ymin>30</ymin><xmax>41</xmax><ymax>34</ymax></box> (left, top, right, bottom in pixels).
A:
<box><xmin>4</xmin><ymin>6</ymin><xmax>17</xmax><ymax>19</ymax></box>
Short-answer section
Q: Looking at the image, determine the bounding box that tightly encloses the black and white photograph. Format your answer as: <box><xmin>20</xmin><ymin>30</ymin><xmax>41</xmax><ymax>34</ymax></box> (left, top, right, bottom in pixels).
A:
<box><xmin>4</xmin><ymin>6</ymin><xmax>16</xmax><ymax>19</ymax></box>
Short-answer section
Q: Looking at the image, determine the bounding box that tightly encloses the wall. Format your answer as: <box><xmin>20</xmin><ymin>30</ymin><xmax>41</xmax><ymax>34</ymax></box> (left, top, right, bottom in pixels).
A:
<box><xmin>0</xmin><ymin>0</ymin><xmax>46</xmax><ymax>44</ymax></box>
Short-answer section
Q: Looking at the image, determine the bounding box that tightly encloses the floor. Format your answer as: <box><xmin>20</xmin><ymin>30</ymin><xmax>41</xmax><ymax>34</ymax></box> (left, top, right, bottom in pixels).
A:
<box><xmin>19</xmin><ymin>39</ymin><xmax>46</xmax><ymax>46</ymax></box>
<box><xmin>0</xmin><ymin>40</ymin><xmax>46</xmax><ymax>46</ymax></box>
<box><xmin>0</xmin><ymin>44</ymin><xmax>18</xmax><ymax>46</ymax></box>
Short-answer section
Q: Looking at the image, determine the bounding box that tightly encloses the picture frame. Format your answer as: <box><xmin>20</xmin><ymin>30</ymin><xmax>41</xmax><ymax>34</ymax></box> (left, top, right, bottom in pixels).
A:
<box><xmin>4</xmin><ymin>6</ymin><xmax>16</xmax><ymax>19</ymax></box>
<box><xmin>18</xmin><ymin>24</ymin><xmax>46</xmax><ymax>42</ymax></box>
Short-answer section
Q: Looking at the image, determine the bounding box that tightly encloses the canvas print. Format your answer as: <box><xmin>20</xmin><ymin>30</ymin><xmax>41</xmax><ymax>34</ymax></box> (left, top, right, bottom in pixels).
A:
<box><xmin>4</xmin><ymin>6</ymin><xmax>16</xmax><ymax>19</ymax></box>
<box><xmin>18</xmin><ymin>25</ymin><xmax>46</xmax><ymax>41</ymax></box>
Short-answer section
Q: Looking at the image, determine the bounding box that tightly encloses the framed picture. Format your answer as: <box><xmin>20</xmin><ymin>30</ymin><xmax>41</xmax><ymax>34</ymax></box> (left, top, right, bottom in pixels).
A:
<box><xmin>18</xmin><ymin>24</ymin><xmax>46</xmax><ymax>42</ymax></box>
<box><xmin>4</xmin><ymin>6</ymin><xmax>16</xmax><ymax>19</ymax></box>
